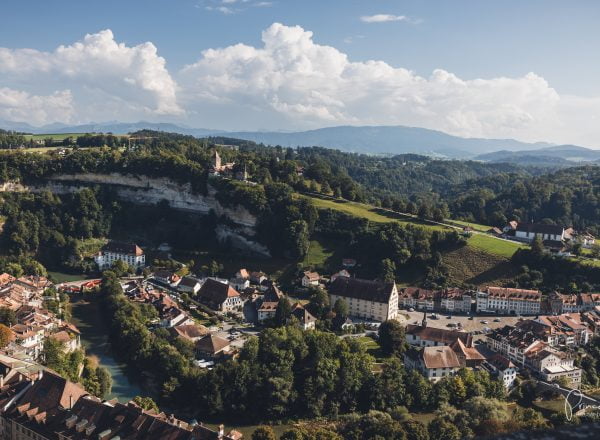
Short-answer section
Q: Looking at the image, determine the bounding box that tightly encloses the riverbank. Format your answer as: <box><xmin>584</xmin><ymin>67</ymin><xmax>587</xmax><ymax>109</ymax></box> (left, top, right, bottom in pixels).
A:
<box><xmin>69</xmin><ymin>293</ymin><xmax>146</xmax><ymax>402</ymax></box>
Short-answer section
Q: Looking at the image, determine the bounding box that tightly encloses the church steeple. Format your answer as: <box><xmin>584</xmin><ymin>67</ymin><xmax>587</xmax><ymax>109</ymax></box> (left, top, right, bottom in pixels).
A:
<box><xmin>421</xmin><ymin>310</ymin><xmax>427</xmax><ymax>328</ymax></box>
<box><xmin>213</xmin><ymin>150</ymin><xmax>222</xmax><ymax>170</ymax></box>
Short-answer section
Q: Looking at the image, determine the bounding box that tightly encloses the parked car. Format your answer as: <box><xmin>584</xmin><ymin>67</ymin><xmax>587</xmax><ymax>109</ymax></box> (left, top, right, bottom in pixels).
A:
<box><xmin>408</xmin><ymin>307</ymin><xmax>415</xmax><ymax>312</ymax></box>
<box><xmin>494</xmin><ymin>318</ymin><xmax>501</xmax><ymax>322</ymax></box>
<box><xmin>480</xmin><ymin>320</ymin><xmax>489</xmax><ymax>324</ymax></box>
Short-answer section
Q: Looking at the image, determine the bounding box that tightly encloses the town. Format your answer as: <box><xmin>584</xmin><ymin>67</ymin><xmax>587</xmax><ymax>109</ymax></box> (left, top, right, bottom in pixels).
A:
<box><xmin>0</xmin><ymin>234</ymin><xmax>599</xmax><ymax>438</ymax></box>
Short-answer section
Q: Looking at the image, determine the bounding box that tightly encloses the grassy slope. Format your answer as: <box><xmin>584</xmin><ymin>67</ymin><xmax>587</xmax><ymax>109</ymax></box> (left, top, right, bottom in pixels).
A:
<box><xmin>303</xmin><ymin>195</ymin><xmax>524</xmax><ymax>257</ymax></box>
<box><xmin>302</xmin><ymin>194</ymin><xmax>524</xmax><ymax>285</ymax></box>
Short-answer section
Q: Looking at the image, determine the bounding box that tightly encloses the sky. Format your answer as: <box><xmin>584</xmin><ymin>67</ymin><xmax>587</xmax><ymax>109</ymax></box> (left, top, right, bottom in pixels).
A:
<box><xmin>1</xmin><ymin>0</ymin><xmax>600</xmax><ymax>147</ymax></box>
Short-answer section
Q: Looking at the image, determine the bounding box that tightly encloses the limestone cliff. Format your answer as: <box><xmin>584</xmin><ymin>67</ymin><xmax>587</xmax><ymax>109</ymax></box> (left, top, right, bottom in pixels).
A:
<box><xmin>0</xmin><ymin>174</ymin><xmax>270</xmax><ymax>256</ymax></box>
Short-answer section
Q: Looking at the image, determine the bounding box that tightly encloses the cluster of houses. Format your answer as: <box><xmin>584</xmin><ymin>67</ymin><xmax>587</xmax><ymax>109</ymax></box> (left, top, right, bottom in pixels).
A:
<box><xmin>0</xmin><ymin>274</ymin><xmax>81</xmax><ymax>361</ymax></box>
<box><xmin>489</xmin><ymin>221</ymin><xmax>596</xmax><ymax>255</ymax></box>
<box><xmin>482</xmin><ymin>309</ymin><xmax>600</xmax><ymax>388</ymax></box>
<box><xmin>403</xmin><ymin>315</ymin><xmax>487</xmax><ymax>383</ymax></box>
<box><xmin>401</xmin><ymin>307</ymin><xmax>600</xmax><ymax>389</ymax></box>
<box><xmin>0</xmin><ymin>354</ymin><xmax>242</xmax><ymax>440</ymax></box>
<box><xmin>398</xmin><ymin>286</ymin><xmax>542</xmax><ymax>316</ymax></box>
<box><xmin>121</xmin><ymin>279</ymin><xmax>236</xmax><ymax>361</ymax></box>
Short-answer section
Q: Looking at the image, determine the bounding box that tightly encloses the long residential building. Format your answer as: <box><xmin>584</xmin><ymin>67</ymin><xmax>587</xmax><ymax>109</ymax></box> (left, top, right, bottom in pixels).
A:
<box><xmin>398</xmin><ymin>287</ymin><xmax>472</xmax><ymax>313</ymax></box>
<box><xmin>328</xmin><ymin>277</ymin><xmax>398</xmax><ymax>322</ymax></box>
<box><xmin>94</xmin><ymin>241</ymin><xmax>145</xmax><ymax>270</ymax></box>
<box><xmin>476</xmin><ymin>287</ymin><xmax>541</xmax><ymax>315</ymax></box>
<box><xmin>548</xmin><ymin>292</ymin><xmax>600</xmax><ymax>314</ymax></box>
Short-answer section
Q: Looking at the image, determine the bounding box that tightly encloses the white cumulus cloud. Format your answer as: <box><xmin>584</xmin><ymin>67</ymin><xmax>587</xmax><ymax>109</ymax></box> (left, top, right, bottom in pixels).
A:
<box><xmin>0</xmin><ymin>88</ymin><xmax>74</xmax><ymax>125</ymax></box>
<box><xmin>0</xmin><ymin>29</ymin><xmax>181</xmax><ymax>123</ymax></box>
<box><xmin>178</xmin><ymin>22</ymin><xmax>585</xmax><ymax>144</ymax></box>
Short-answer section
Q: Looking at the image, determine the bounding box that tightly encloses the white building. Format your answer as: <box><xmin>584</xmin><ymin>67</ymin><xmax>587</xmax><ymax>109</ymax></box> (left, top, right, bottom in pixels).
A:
<box><xmin>483</xmin><ymin>354</ymin><xmax>518</xmax><ymax>389</ymax></box>
<box><xmin>403</xmin><ymin>346</ymin><xmax>461</xmax><ymax>382</ymax></box>
<box><xmin>258</xmin><ymin>301</ymin><xmax>278</xmax><ymax>322</ymax></box>
<box><xmin>178</xmin><ymin>277</ymin><xmax>202</xmax><ymax>295</ymax></box>
<box><xmin>328</xmin><ymin>277</ymin><xmax>398</xmax><ymax>322</ymax></box>
<box><xmin>94</xmin><ymin>241</ymin><xmax>145</xmax><ymax>269</ymax></box>
<box><xmin>197</xmin><ymin>278</ymin><xmax>242</xmax><ymax>312</ymax></box>
<box><xmin>302</xmin><ymin>271</ymin><xmax>320</xmax><ymax>288</ymax></box>
<box><xmin>476</xmin><ymin>287</ymin><xmax>541</xmax><ymax>315</ymax></box>
<box><xmin>514</xmin><ymin>223</ymin><xmax>565</xmax><ymax>243</ymax></box>
<box><xmin>524</xmin><ymin>344</ymin><xmax>582</xmax><ymax>388</ymax></box>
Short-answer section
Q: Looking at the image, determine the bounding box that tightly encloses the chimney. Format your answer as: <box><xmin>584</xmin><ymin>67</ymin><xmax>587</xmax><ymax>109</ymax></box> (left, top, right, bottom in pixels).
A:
<box><xmin>219</xmin><ymin>424</ymin><xmax>224</xmax><ymax>437</ymax></box>
<box><xmin>69</xmin><ymin>395</ymin><xmax>73</xmax><ymax>409</ymax></box>
<box><xmin>37</xmin><ymin>370</ymin><xmax>43</xmax><ymax>381</ymax></box>
<box><xmin>0</xmin><ymin>375</ymin><xmax>4</xmax><ymax>388</ymax></box>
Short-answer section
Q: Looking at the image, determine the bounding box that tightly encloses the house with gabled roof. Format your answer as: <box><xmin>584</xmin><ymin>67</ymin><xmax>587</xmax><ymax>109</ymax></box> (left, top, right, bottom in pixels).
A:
<box><xmin>197</xmin><ymin>279</ymin><xmax>242</xmax><ymax>312</ymax></box>
<box><xmin>196</xmin><ymin>334</ymin><xmax>231</xmax><ymax>358</ymax></box>
<box><xmin>403</xmin><ymin>346</ymin><xmax>461</xmax><ymax>382</ymax></box>
<box><xmin>290</xmin><ymin>303</ymin><xmax>317</xmax><ymax>330</ymax></box>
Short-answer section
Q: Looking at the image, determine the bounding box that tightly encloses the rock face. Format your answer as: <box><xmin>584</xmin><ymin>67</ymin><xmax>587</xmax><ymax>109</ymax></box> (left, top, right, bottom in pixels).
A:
<box><xmin>0</xmin><ymin>173</ymin><xmax>270</xmax><ymax>256</ymax></box>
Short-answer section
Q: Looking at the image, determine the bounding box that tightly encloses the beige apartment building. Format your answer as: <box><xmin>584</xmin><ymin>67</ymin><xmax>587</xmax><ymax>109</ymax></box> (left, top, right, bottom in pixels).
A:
<box><xmin>328</xmin><ymin>277</ymin><xmax>398</xmax><ymax>322</ymax></box>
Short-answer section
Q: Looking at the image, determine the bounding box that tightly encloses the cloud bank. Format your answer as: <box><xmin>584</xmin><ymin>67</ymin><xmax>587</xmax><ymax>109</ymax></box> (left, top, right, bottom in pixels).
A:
<box><xmin>0</xmin><ymin>23</ymin><xmax>599</xmax><ymax>147</ymax></box>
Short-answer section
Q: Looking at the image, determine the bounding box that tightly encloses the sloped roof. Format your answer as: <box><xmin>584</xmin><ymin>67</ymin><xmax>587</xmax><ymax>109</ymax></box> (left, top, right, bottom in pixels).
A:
<box><xmin>406</xmin><ymin>324</ymin><xmax>472</xmax><ymax>346</ymax></box>
<box><xmin>263</xmin><ymin>283</ymin><xmax>284</xmax><ymax>302</ymax></box>
<box><xmin>15</xmin><ymin>371</ymin><xmax>87</xmax><ymax>413</ymax></box>
<box><xmin>291</xmin><ymin>303</ymin><xmax>317</xmax><ymax>325</ymax></box>
<box><xmin>103</xmin><ymin>241</ymin><xmax>144</xmax><ymax>256</ymax></box>
<box><xmin>516</xmin><ymin>222</ymin><xmax>564</xmax><ymax>235</ymax></box>
<box><xmin>483</xmin><ymin>286</ymin><xmax>541</xmax><ymax>301</ymax></box>
<box><xmin>487</xmin><ymin>353</ymin><xmax>516</xmax><ymax>370</ymax></box>
<box><xmin>422</xmin><ymin>346</ymin><xmax>461</xmax><ymax>369</ymax></box>
<box><xmin>198</xmin><ymin>279</ymin><xmax>239</xmax><ymax>305</ymax></box>
<box><xmin>196</xmin><ymin>334</ymin><xmax>230</xmax><ymax>355</ymax></box>
<box><xmin>179</xmin><ymin>277</ymin><xmax>200</xmax><ymax>288</ymax></box>
<box><xmin>303</xmin><ymin>271</ymin><xmax>320</xmax><ymax>281</ymax></box>
<box><xmin>170</xmin><ymin>324</ymin><xmax>209</xmax><ymax>340</ymax></box>
<box><xmin>329</xmin><ymin>277</ymin><xmax>395</xmax><ymax>303</ymax></box>
<box><xmin>451</xmin><ymin>338</ymin><xmax>485</xmax><ymax>361</ymax></box>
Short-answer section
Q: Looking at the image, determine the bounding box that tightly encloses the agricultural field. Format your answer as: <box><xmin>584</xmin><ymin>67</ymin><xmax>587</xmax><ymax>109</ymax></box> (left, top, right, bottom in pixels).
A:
<box><xmin>23</xmin><ymin>133</ymin><xmax>89</xmax><ymax>141</ymax></box>
<box><xmin>467</xmin><ymin>233</ymin><xmax>527</xmax><ymax>258</ymax></box>
<box><xmin>303</xmin><ymin>195</ymin><xmax>446</xmax><ymax>230</ymax></box>
<box><xmin>303</xmin><ymin>194</ymin><xmax>526</xmax><ymax>259</ymax></box>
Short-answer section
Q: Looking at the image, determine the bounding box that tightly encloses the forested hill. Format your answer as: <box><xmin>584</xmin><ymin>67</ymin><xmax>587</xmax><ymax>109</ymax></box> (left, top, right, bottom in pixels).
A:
<box><xmin>446</xmin><ymin>166</ymin><xmax>600</xmax><ymax>233</ymax></box>
<box><xmin>2</xmin><ymin>129</ymin><xmax>600</xmax><ymax>234</ymax></box>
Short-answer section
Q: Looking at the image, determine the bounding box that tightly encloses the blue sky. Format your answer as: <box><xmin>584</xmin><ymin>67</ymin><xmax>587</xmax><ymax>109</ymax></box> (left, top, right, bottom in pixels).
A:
<box><xmin>1</xmin><ymin>0</ymin><xmax>600</xmax><ymax>146</ymax></box>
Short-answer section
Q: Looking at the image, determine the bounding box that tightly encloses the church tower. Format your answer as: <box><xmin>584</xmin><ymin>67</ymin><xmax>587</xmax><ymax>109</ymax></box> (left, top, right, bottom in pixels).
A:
<box><xmin>421</xmin><ymin>310</ymin><xmax>427</xmax><ymax>328</ymax></box>
<box><xmin>213</xmin><ymin>150</ymin><xmax>222</xmax><ymax>170</ymax></box>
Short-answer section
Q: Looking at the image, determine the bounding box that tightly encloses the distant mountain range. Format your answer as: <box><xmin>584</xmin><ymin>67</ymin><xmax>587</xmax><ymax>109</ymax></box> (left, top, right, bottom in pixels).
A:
<box><xmin>0</xmin><ymin>120</ymin><xmax>221</xmax><ymax>138</ymax></box>
<box><xmin>474</xmin><ymin>145</ymin><xmax>600</xmax><ymax>165</ymax></box>
<box><xmin>222</xmin><ymin>125</ymin><xmax>555</xmax><ymax>158</ymax></box>
<box><xmin>2</xmin><ymin>119</ymin><xmax>600</xmax><ymax>163</ymax></box>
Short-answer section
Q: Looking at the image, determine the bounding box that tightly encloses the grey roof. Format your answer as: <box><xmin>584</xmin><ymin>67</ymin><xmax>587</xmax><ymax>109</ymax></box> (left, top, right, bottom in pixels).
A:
<box><xmin>328</xmin><ymin>277</ymin><xmax>395</xmax><ymax>303</ymax></box>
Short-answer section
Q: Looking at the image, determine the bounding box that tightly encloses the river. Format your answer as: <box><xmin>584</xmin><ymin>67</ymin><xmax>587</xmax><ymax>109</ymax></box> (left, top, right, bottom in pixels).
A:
<box><xmin>69</xmin><ymin>294</ymin><xmax>145</xmax><ymax>402</ymax></box>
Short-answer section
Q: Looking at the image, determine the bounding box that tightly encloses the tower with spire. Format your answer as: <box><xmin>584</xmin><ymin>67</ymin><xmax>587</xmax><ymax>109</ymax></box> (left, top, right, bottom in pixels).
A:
<box><xmin>421</xmin><ymin>310</ymin><xmax>428</xmax><ymax>328</ymax></box>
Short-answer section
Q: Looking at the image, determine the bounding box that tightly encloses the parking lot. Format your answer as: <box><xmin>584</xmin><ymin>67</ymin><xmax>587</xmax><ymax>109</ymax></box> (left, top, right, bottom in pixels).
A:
<box><xmin>397</xmin><ymin>310</ymin><xmax>534</xmax><ymax>334</ymax></box>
